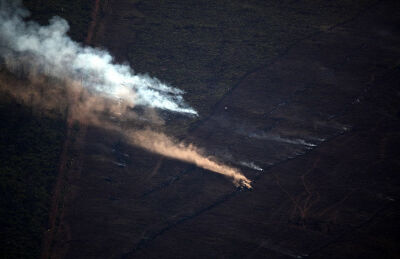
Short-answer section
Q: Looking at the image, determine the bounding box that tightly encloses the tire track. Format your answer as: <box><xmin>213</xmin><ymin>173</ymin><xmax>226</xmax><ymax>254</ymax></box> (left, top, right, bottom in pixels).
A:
<box><xmin>85</xmin><ymin>0</ymin><xmax>101</xmax><ymax>45</ymax></box>
<box><xmin>139</xmin><ymin>165</ymin><xmax>196</xmax><ymax>199</ymax></box>
<box><xmin>121</xmin><ymin>125</ymin><xmax>351</xmax><ymax>258</ymax></box>
<box><xmin>120</xmin><ymin>189</ymin><xmax>242</xmax><ymax>259</ymax></box>
<box><xmin>41</xmin><ymin>1</ymin><xmax>102</xmax><ymax>258</ymax></box>
<box><xmin>120</xmin><ymin>1</ymin><xmax>385</xmax><ymax>257</ymax></box>
<box><xmin>135</xmin><ymin>0</ymin><xmax>382</xmax><ymax>200</ymax></box>
<box><xmin>307</xmin><ymin>200</ymin><xmax>399</xmax><ymax>258</ymax></box>
<box><xmin>40</xmin><ymin>113</ymin><xmax>71</xmax><ymax>259</ymax></box>
<box><xmin>188</xmin><ymin>0</ymin><xmax>382</xmax><ymax>133</ymax></box>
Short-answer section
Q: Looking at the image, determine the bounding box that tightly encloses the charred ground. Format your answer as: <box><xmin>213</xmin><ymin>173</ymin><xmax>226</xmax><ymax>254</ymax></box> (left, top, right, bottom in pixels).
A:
<box><xmin>1</xmin><ymin>0</ymin><xmax>400</xmax><ymax>258</ymax></box>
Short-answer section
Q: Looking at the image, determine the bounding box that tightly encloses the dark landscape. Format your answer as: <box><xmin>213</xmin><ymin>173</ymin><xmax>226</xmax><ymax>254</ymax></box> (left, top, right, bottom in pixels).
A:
<box><xmin>1</xmin><ymin>0</ymin><xmax>399</xmax><ymax>258</ymax></box>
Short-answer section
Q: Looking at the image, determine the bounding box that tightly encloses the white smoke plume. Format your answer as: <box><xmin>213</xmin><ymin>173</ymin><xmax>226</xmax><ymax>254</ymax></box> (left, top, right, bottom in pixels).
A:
<box><xmin>0</xmin><ymin>0</ymin><xmax>197</xmax><ymax>115</ymax></box>
<box><xmin>249</xmin><ymin>132</ymin><xmax>316</xmax><ymax>147</ymax></box>
<box><xmin>0</xmin><ymin>0</ymin><xmax>252</xmax><ymax>188</ymax></box>
<box><xmin>239</xmin><ymin>161</ymin><xmax>263</xmax><ymax>172</ymax></box>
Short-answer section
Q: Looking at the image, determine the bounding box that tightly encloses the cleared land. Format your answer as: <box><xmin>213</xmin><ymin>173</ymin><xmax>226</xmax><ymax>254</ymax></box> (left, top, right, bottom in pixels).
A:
<box><xmin>0</xmin><ymin>0</ymin><xmax>399</xmax><ymax>258</ymax></box>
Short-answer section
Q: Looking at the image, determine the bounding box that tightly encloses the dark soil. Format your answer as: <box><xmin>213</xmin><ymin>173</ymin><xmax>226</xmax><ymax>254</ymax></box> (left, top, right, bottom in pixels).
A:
<box><xmin>2</xmin><ymin>0</ymin><xmax>400</xmax><ymax>258</ymax></box>
<box><xmin>50</xmin><ymin>1</ymin><xmax>400</xmax><ymax>258</ymax></box>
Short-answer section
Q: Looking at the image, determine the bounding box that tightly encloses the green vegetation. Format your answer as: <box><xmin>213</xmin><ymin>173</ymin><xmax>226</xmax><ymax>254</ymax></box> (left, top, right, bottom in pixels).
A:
<box><xmin>0</xmin><ymin>92</ymin><xmax>66</xmax><ymax>259</ymax></box>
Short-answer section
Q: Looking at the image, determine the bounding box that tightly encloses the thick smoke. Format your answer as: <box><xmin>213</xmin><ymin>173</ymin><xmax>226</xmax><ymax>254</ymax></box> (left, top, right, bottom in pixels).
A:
<box><xmin>129</xmin><ymin>130</ymin><xmax>252</xmax><ymax>189</ymax></box>
<box><xmin>0</xmin><ymin>0</ymin><xmax>196</xmax><ymax>115</ymax></box>
<box><xmin>248</xmin><ymin>132</ymin><xmax>316</xmax><ymax>147</ymax></box>
<box><xmin>0</xmin><ymin>0</ymin><xmax>251</xmax><ymax>188</ymax></box>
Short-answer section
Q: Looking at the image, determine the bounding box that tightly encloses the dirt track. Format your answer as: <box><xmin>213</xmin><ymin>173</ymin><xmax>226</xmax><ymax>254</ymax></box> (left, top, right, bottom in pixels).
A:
<box><xmin>47</xmin><ymin>1</ymin><xmax>400</xmax><ymax>258</ymax></box>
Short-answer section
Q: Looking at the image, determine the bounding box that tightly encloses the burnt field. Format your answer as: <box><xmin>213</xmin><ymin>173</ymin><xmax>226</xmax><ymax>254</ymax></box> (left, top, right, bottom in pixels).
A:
<box><xmin>1</xmin><ymin>0</ymin><xmax>400</xmax><ymax>258</ymax></box>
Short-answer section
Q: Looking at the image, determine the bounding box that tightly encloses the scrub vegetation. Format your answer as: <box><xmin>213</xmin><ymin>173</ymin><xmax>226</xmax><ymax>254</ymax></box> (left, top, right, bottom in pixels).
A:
<box><xmin>120</xmin><ymin>0</ymin><xmax>376</xmax><ymax>116</ymax></box>
<box><xmin>0</xmin><ymin>0</ymin><xmax>382</xmax><ymax>258</ymax></box>
<box><xmin>0</xmin><ymin>1</ymin><xmax>91</xmax><ymax>258</ymax></box>
<box><xmin>0</xmin><ymin>89</ymin><xmax>65</xmax><ymax>258</ymax></box>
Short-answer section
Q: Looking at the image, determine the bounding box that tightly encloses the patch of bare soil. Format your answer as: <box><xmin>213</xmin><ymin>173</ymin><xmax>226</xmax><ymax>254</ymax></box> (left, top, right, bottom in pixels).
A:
<box><xmin>49</xmin><ymin>1</ymin><xmax>400</xmax><ymax>258</ymax></box>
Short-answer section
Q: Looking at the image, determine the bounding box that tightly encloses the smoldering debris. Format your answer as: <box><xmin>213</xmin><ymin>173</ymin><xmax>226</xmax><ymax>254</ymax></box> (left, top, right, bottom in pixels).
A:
<box><xmin>0</xmin><ymin>0</ymin><xmax>252</xmax><ymax>188</ymax></box>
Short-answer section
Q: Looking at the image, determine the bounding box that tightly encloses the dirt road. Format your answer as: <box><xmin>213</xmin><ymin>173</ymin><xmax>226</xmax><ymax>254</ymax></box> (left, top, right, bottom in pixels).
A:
<box><xmin>47</xmin><ymin>1</ymin><xmax>400</xmax><ymax>258</ymax></box>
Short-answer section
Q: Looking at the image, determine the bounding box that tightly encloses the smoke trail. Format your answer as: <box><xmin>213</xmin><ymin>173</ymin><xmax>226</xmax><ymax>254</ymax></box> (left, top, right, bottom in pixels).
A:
<box><xmin>239</xmin><ymin>161</ymin><xmax>263</xmax><ymax>172</ymax></box>
<box><xmin>129</xmin><ymin>130</ymin><xmax>252</xmax><ymax>188</ymax></box>
<box><xmin>0</xmin><ymin>0</ymin><xmax>197</xmax><ymax>115</ymax></box>
<box><xmin>0</xmin><ymin>1</ymin><xmax>251</xmax><ymax>188</ymax></box>
<box><xmin>249</xmin><ymin>132</ymin><xmax>316</xmax><ymax>147</ymax></box>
